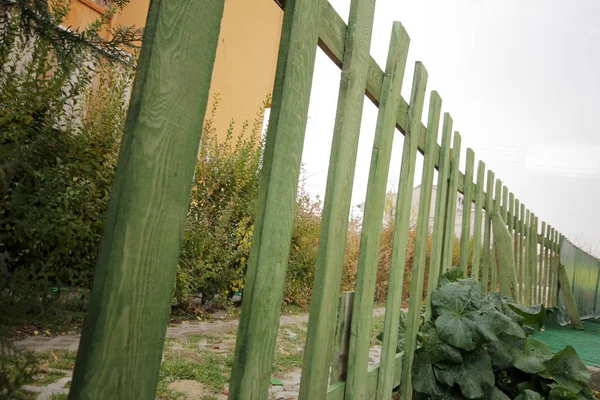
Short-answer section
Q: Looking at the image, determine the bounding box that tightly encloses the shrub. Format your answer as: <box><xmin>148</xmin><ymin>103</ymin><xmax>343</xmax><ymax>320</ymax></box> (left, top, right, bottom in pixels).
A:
<box><xmin>0</xmin><ymin>0</ymin><xmax>136</xmax><ymax>327</ymax></box>
<box><xmin>0</xmin><ymin>340</ymin><xmax>39</xmax><ymax>399</ymax></box>
<box><xmin>174</xmin><ymin>95</ymin><xmax>265</xmax><ymax>308</ymax></box>
<box><xmin>383</xmin><ymin>276</ymin><xmax>593</xmax><ymax>399</ymax></box>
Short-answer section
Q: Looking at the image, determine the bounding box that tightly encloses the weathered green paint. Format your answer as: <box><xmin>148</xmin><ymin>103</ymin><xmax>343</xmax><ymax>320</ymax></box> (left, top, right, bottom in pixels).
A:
<box><xmin>519</xmin><ymin>203</ymin><xmax>526</xmax><ymax>303</ymax></box>
<box><xmin>492</xmin><ymin>212</ymin><xmax>518</xmax><ymax>301</ymax></box>
<box><xmin>508</xmin><ymin>193</ymin><xmax>519</xmax><ymax>301</ymax></box>
<box><xmin>524</xmin><ymin>209</ymin><xmax>531</xmax><ymax>304</ymax></box>
<box><xmin>441</xmin><ymin>132</ymin><xmax>462</xmax><ymax>272</ymax></box>
<box><xmin>491</xmin><ymin>179</ymin><xmax>502</xmax><ymax>292</ymax></box>
<box><xmin>541</xmin><ymin>223</ymin><xmax>550</xmax><ymax>306</ymax></box>
<box><xmin>470</xmin><ymin>161</ymin><xmax>485</xmax><ymax>280</ymax></box>
<box><xmin>373</xmin><ymin>62</ymin><xmax>428</xmax><ymax>400</ymax></box>
<box><xmin>557</xmin><ymin>264</ymin><xmax>583</xmax><ymax>329</ymax></box>
<box><xmin>482</xmin><ymin>170</ymin><xmax>495</xmax><ymax>293</ymax></box>
<box><xmin>327</xmin><ymin>353</ymin><xmax>403</xmax><ymax>400</ymax></box>
<box><xmin>369</xmin><ymin>23</ymin><xmax>413</xmax><ymax>395</ymax></box>
<box><xmin>532</xmin><ymin>215</ymin><xmax>539</xmax><ymax>304</ymax></box>
<box><xmin>330</xmin><ymin>292</ymin><xmax>354</xmax><ymax>384</ymax></box>
<box><xmin>550</xmin><ymin>228</ymin><xmax>559</xmax><ymax>306</ymax></box>
<box><xmin>399</xmin><ymin>90</ymin><xmax>442</xmax><ymax>400</ymax></box>
<box><xmin>299</xmin><ymin>1</ymin><xmax>376</xmax><ymax>397</ymax></box>
<box><xmin>69</xmin><ymin>2</ymin><xmax>225</xmax><ymax>398</ymax></box>
<box><xmin>501</xmin><ymin>186</ymin><xmax>509</xmax><ymax>221</ymax></box>
<box><xmin>424</xmin><ymin>113</ymin><xmax>453</xmax><ymax>318</ymax></box>
<box><xmin>228</xmin><ymin>0</ymin><xmax>321</xmax><ymax>397</ymax></box>
<box><xmin>538</xmin><ymin>221</ymin><xmax>546</xmax><ymax>304</ymax></box>
<box><xmin>459</xmin><ymin>149</ymin><xmax>475</xmax><ymax>274</ymax></box>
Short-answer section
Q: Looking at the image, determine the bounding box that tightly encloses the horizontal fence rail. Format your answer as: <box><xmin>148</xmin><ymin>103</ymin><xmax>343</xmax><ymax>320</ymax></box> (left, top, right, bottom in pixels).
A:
<box><xmin>67</xmin><ymin>0</ymin><xmax>597</xmax><ymax>399</ymax></box>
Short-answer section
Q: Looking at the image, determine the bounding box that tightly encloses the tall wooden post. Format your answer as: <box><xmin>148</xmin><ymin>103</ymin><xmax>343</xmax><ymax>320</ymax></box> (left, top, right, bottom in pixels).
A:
<box><xmin>69</xmin><ymin>2</ymin><xmax>225</xmax><ymax>398</ymax></box>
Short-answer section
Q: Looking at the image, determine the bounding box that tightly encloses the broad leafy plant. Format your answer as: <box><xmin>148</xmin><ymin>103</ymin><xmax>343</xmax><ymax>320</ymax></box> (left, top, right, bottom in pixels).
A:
<box><xmin>382</xmin><ymin>275</ymin><xmax>592</xmax><ymax>399</ymax></box>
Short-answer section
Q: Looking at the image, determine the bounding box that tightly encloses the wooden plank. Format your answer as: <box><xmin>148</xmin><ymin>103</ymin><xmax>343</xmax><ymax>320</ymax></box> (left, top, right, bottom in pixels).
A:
<box><xmin>482</xmin><ymin>170</ymin><xmax>495</xmax><ymax>293</ymax></box>
<box><xmin>327</xmin><ymin>352</ymin><xmax>404</xmax><ymax>400</ymax></box>
<box><xmin>372</xmin><ymin>62</ymin><xmax>428</xmax><ymax>400</ymax></box>
<box><xmin>442</xmin><ymin>133</ymin><xmax>462</xmax><ymax>272</ymax></box>
<box><xmin>459</xmin><ymin>149</ymin><xmax>475</xmax><ymax>275</ymax></box>
<box><xmin>523</xmin><ymin>209</ymin><xmax>530</xmax><ymax>304</ymax></box>
<box><xmin>228</xmin><ymin>0</ymin><xmax>321</xmax><ymax>397</ymax></box>
<box><xmin>330</xmin><ymin>292</ymin><xmax>354</xmax><ymax>384</ymax></box>
<box><xmin>518</xmin><ymin>202</ymin><xmax>526</xmax><ymax>303</ymax></box>
<box><xmin>539</xmin><ymin>221</ymin><xmax>547</xmax><ymax>304</ymax></box>
<box><xmin>69</xmin><ymin>2</ymin><xmax>225</xmax><ymax>398</ymax></box>
<box><xmin>541</xmin><ymin>224</ymin><xmax>551</xmax><ymax>306</ymax></box>
<box><xmin>491</xmin><ymin>179</ymin><xmax>502</xmax><ymax>292</ymax></box>
<box><xmin>501</xmin><ymin>186</ymin><xmax>509</xmax><ymax>221</ymax></box>
<box><xmin>508</xmin><ymin>193</ymin><xmax>519</xmax><ymax>301</ymax></box>
<box><xmin>532</xmin><ymin>215</ymin><xmax>539</xmax><ymax>303</ymax></box>
<box><xmin>316</xmin><ymin>0</ymin><xmax>482</xmax><ymax>198</ymax></box>
<box><xmin>470</xmin><ymin>161</ymin><xmax>485</xmax><ymax>280</ymax></box>
<box><xmin>424</xmin><ymin>113</ymin><xmax>453</xmax><ymax>318</ymax></box>
<box><xmin>299</xmin><ymin>0</ymin><xmax>377</xmax><ymax>397</ymax></box>
<box><xmin>398</xmin><ymin>90</ymin><xmax>442</xmax><ymax>400</ymax></box>
<box><xmin>557</xmin><ymin>264</ymin><xmax>583</xmax><ymax>329</ymax></box>
<box><xmin>318</xmin><ymin>19</ymin><xmax>410</xmax><ymax>400</ymax></box>
<box><xmin>492</xmin><ymin>212</ymin><xmax>518</xmax><ymax>301</ymax></box>
<box><xmin>550</xmin><ymin>227</ymin><xmax>558</xmax><ymax>306</ymax></box>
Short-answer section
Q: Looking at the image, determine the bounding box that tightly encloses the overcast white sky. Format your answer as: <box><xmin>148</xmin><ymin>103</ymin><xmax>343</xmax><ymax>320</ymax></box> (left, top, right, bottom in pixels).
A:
<box><xmin>296</xmin><ymin>0</ymin><xmax>600</xmax><ymax>254</ymax></box>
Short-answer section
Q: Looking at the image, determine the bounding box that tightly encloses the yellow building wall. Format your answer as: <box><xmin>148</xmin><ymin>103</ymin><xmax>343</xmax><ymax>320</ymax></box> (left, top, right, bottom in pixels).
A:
<box><xmin>62</xmin><ymin>0</ymin><xmax>283</xmax><ymax>142</ymax></box>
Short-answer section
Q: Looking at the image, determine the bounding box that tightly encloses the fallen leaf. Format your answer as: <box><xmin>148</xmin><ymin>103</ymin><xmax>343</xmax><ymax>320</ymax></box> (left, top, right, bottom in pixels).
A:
<box><xmin>34</xmin><ymin>330</ymin><xmax>39</xmax><ymax>335</ymax></box>
<box><xmin>270</xmin><ymin>378</ymin><xmax>284</xmax><ymax>386</ymax></box>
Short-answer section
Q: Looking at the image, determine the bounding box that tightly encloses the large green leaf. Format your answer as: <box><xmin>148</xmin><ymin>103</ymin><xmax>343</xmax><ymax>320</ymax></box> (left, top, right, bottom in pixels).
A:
<box><xmin>434</xmin><ymin>347</ymin><xmax>495</xmax><ymax>399</ymax></box>
<box><xmin>435</xmin><ymin>312</ymin><xmax>485</xmax><ymax>351</ymax></box>
<box><xmin>508</xmin><ymin>303</ymin><xmax>545</xmax><ymax>329</ymax></box>
<box><xmin>413</xmin><ymin>323</ymin><xmax>462</xmax><ymax>396</ymax></box>
<box><xmin>548</xmin><ymin>386</ymin><xmax>581</xmax><ymax>400</ymax></box>
<box><xmin>515</xmin><ymin>389</ymin><xmax>544</xmax><ymax>400</ymax></box>
<box><xmin>541</xmin><ymin>346</ymin><xmax>591</xmax><ymax>393</ymax></box>
<box><xmin>511</xmin><ymin>337</ymin><xmax>553</xmax><ymax>374</ymax></box>
<box><xmin>486</xmin><ymin>387</ymin><xmax>512</xmax><ymax>400</ymax></box>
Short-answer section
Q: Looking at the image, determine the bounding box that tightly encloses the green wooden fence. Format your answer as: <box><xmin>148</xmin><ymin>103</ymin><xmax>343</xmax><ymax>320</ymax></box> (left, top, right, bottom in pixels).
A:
<box><xmin>68</xmin><ymin>0</ymin><xmax>579</xmax><ymax>398</ymax></box>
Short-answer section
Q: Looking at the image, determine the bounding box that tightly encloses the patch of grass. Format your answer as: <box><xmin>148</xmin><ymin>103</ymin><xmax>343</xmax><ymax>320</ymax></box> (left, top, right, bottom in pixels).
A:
<box><xmin>32</xmin><ymin>370</ymin><xmax>67</xmax><ymax>385</ymax></box>
<box><xmin>272</xmin><ymin>350</ymin><xmax>303</xmax><ymax>374</ymax></box>
<box><xmin>49</xmin><ymin>394</ymin><xmax>68</xmax><ymax>400</ymax></box>
<box><xmin>39</xmin><ymin>350</ymin><xmax>77</xmax><ymax>371</ymax></box>
<box><xmin>63</xmin><ymin>379</ymin><xmax>71</xmax><ymax>389</ymax></box>
<box><xmin>159</xmin><ymin>354</ymin><xmax>227</xmax><ymax>393</ymax></box>
<box><xmin>370</xmin><ymin>315</ymin><xmax>385</xmax><ymax>347</ymax></box>
<box><xmin>11</xmin><ymin>389</ymin><xmax>38</xmax><ymax>400</ymax></box>
<box><xmin>281</xmin><ymin>304</ymin><xmax>306</xmax><ymax>315</ymax></box>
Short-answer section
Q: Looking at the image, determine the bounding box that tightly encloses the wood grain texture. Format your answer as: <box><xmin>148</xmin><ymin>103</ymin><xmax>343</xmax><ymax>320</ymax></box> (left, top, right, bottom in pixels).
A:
<box><xmin>519</xmin><ymin>203</ymin><xmax>526</xmax><ymax>303</ymax></box>
<box><xmin>482</xmin><ymin>170</ymin><xmax>495</xmax><ymax>293</ymax></box>
<box><xmin>508</xmin><ymin>192</ymin><xmax>519</xmax><ymax>301</ymax></box>
<box><xmin>327</xmin><ymin>353</ymin><xmax>403</xmax><ymax>400</ymax></box>
<box><xmin>228</xmin><ymin>0</ymin><xmax>321</xmax><ymax>397</ymax></box>
<box><xmin>470</xmin><ymin>161</ymin><xmax>485</xmax><ymax>280</ymax></box>
<box><xmin>538</xmin><ymin>221</ymin><xmax>546</xmax><ymax>304</ymax></box>
<box><xmin>370</xmin><ymin>25</ymin><xmax>412</xmax><ymax>400</ymax></box>
<box><xmin>399</xmin><ymin>90</ymin><xmax>442</xmax><ymax>400</ymax></box>
<box><xmin>491</xmin><ymin>179</ymin><xmax>502</xmax><ymax>292</ymax></box>
<box><xmin>330</xmin><ymin>292</ymin><xmax>354</xmax><ymax>384</ymax></box>
<box><xmin>492</xmin><ymin>212</ymin><xmax>518</xmax><ymax>301</ymax></box>
<box><xmin>69</xmin><ymin>2</ymin><xmax>225</xmax><ymax>398</ymax></box>
<box><xmin>425</xmin><ymin>113</ymin><xmax>453</xmax><ymax>318</ymax></box>
<box><xmin>319</xmin><ymin>19</ymin><xmax>410</xmax><ymax>400</ymax></box>
<box><xmin>550</xmin><ymin>227</ymin><xmax>559</xmax><ymax>306</ymax></box>
<box><xmin>531</xmin><ymin>215</ymin><xmax>539</xmax><ymax>303</ymax></box>
<box><xmin>300</xmin><ymin>1</ymin><xmax>377</xmax><ymax>397</ymax></box>
<box><xmin>524</xmin><ymin>209</ymin><xmax>532</xmax><ymax>304</ymax></box>
<box><xmin>441</xmin><ymin>132</ymin><xmax>462</xmax><ymax>273</ymax></box>
<box><xmin>541</xmin><ymin>223</ymin><xmax>550</xmax><ymax>306</ymax></box>
<box><xmin>375</xmin><ymin>62</ymin><xmax>428</xmax><ymax>400</ymax></box>
<box><xmin>501</xmin><ymin>186</ymin><xmax>509</xmax><ymax>221</ymax></box>
<box><xmin>459</xmin><ymin>149</ymin><xmax>475</xmax><ymax>274</ymax></box>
